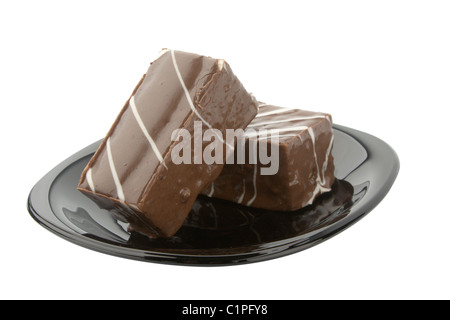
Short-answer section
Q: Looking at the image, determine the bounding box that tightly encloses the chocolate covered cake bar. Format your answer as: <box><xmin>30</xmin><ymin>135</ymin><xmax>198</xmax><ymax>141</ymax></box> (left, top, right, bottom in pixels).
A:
<box><xmin>78</xmin><ymin>49</ymin><xmax>258</xmax><ymax>238</ymax></box>
<box><xmin>202</xmin><ymin>104</ymin><xmax>335</xmax><ymax>211</ymax></box>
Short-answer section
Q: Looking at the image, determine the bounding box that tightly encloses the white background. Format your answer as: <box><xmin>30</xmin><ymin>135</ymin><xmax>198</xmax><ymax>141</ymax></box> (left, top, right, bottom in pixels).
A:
<box><xmin>1</xmin><ymin>0</ymin><xmax>449</xmax><ymax>300</ymax></box>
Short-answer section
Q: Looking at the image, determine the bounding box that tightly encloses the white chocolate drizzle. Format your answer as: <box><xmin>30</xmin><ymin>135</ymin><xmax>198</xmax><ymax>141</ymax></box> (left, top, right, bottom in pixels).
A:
<box><xmin>255</xmin><ymin>108</ymin><xmax>294</xmax><ymax>118</ymax></box>
<box><xmin>244</xmin><ymin>126</ymin><xmax>308</xmax><ymax>138</ymax></box>
<box><xmin>171</xmin><ymin>50</ymin><xmax>211</xmax><ymax>129</ymax></box>
<box><xmin>170</xmin><ymin>49</ymin><xmax>234</xmax><ymax>150</ymax></box>
<box><xmin>130</xmin><ymin>95</ymin><xmax>167</xmax><ymax>169</ymax></box>
<box><xmin>305</xmin><ymin>127</ymin><xmax>332</xmax><ymax>205</ymax></box>
<box><xmin>106</xmin><ymin>138</ymin><xmax>125</xmax><ymax>202</ymax></box>
<box><xmin>307</xmin><ymin>127</ymin><xmax>323</xmax><ymax>185</ymax></box>
<box><xmin>86</xmin><ymin>168</ymin><xmax>95</xmax><ymax>193</ymax></box>
<box><xmin>321</xmin><ymin>134</ymin><xmax>334</xmax><ymax>183</ymax></box>
<box><xmin>248</xmin><ymin>115</ymin><xmax>329</xmax><ymax>128</ymax></box>
<box><xmin>217</xmin><ymin>59</ymin><xmax>226</xmax><ymax>71</ymax></box>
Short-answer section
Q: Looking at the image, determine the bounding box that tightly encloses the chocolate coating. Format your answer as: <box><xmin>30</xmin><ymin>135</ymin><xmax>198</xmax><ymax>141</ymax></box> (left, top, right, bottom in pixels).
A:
<box><xmin>78</xmin><ymin>50</ymin><xmax>258</xmax><ymax>238</ymax></box>
<box><xmin>202</xmin><ymin>104</ymin><xmax>335</xmax><ymax>211</ymax></box>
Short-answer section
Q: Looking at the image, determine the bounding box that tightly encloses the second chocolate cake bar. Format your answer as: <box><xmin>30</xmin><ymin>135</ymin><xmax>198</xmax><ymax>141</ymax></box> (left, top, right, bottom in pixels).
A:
<box><xmin>78</xmin><ymin>49</ymin><xmax>258</xmax><ymax>238</ymax></box>
<box><xmin>202</xmin><ymin>104</ymin><xmax>335</xmax><ymax>211</ymax></box>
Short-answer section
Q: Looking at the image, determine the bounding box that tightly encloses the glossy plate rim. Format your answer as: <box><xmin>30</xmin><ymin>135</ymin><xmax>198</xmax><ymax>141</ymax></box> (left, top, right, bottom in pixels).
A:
<box><xmin>27</xmin><ymin>124</ymin><xmax>400</xmax><ymax>266</ymax></box>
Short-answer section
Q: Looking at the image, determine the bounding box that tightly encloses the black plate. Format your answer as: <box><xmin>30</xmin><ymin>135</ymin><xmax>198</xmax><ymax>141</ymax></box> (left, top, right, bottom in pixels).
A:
<box><xmin>27</xmin><ymin>124</ymin><xmax>399</xmax><ymax>266</ymax></box>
